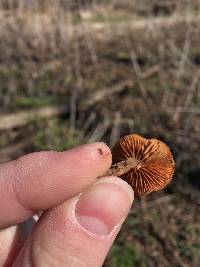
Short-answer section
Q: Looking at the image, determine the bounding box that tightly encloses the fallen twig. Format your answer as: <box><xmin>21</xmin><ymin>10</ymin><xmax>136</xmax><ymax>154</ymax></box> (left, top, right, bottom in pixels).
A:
<box><xmin>76</xmin><ymin>14</ymin><xmax>200</xmax><ymax>41</ymax></box>
<box><xmin>0</xmin><ymin>105</ymin><xmax>68</xmax><ymax>131</ymax></box>
<box><xmin>80</xmin><ymin>80</ymin><xmax>133</xmax><ymax>110</ymax></box>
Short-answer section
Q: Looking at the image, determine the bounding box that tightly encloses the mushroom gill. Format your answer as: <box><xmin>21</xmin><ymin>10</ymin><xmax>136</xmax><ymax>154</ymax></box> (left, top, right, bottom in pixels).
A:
<box><xmin>110</xmin><ymin>134</ymin><xmax>175</xmax><ymax>196</ymax></box>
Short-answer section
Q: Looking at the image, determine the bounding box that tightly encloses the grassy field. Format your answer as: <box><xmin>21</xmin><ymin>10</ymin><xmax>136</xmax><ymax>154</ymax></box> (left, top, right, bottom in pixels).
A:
<box><xmin>0</xmin><ymin>1</ymin><xmax>200</xmax><ymax>266</ymax></box>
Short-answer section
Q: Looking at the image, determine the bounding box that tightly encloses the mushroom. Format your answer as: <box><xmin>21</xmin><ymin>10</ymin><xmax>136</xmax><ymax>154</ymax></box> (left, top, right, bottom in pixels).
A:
<box><xmin>103</xmin><ymin>134</ymin><xmax>175</xmax><ymax>196</ymax></box>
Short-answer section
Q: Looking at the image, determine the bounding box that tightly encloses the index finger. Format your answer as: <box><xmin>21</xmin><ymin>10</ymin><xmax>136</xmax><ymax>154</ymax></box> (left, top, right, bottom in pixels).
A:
<box><xmin>0</xmin><ymin>142</ymin><xmax>111</xmax><ymax>228</ymax></box>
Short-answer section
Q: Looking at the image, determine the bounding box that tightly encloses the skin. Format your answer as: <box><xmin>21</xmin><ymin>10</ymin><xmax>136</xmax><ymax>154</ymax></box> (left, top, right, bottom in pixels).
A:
<box><xmin>0</xmin><ymin>142</ymin><xmax>134</xmax><ymax>267</ymax></box>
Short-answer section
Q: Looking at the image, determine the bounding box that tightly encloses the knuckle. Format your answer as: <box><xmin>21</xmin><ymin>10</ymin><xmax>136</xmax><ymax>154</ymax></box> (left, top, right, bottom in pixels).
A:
<box><xmin>31</xmin><ymin>235</ymin><xmax>88</xmax><ymax>267</ymax></box>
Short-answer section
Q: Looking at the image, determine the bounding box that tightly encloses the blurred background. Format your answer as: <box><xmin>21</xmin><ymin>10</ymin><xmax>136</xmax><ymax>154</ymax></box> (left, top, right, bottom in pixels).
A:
<box><xmin>0</xmin><ymin>0</ymin><xmax>200</xmax><ymax>266</ymax></box>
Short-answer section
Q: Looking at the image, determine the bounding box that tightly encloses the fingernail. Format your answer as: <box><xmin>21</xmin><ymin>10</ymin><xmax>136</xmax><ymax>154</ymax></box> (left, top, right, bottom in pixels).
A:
<box><xmin>75</xmin><ymin>177</ymin><xmax>134</xmax><ymax>236</ymax></box>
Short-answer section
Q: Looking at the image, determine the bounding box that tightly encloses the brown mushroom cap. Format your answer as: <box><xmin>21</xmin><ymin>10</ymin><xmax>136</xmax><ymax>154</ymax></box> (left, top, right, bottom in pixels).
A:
<box><xmin>112</xmin><ymin>134</ymin><xmax>175</xmax><ymax>196</ymax></box>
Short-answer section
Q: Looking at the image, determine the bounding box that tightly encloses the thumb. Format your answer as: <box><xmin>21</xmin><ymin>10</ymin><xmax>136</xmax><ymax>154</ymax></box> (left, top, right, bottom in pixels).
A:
<box><xmin>13</xmin><ymin>177</ymin><xmax>134</xmax><ymax>267</ymax></box>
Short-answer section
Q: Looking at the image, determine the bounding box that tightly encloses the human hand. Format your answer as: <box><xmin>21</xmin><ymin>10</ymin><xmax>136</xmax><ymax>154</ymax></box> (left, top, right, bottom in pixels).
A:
<box><xmin>0</xmin><ymin>142</ymin><xmax>134</xmax><ymax>267</ymax></box>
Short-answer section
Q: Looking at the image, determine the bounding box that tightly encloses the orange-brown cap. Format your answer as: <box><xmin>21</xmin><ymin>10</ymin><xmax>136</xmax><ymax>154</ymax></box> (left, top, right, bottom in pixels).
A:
<box><xmin>111</xmin><ymin>134</ymin><xmax>175</xmax><ymax>196</ymax></box>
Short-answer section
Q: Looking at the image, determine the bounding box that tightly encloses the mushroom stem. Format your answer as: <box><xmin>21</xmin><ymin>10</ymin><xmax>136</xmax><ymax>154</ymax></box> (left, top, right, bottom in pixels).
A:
<box><xmin>101</xmin><ymin>156</ymin><xmax>140</xmax><ymax>177</ymax></box>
